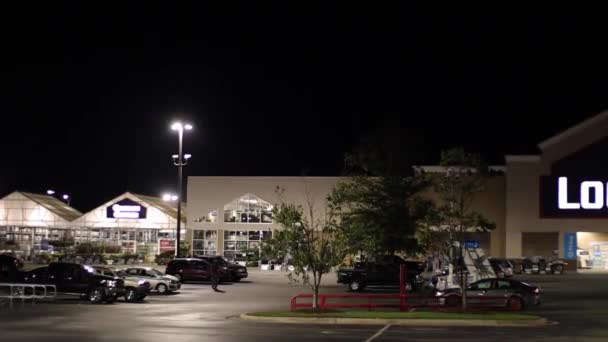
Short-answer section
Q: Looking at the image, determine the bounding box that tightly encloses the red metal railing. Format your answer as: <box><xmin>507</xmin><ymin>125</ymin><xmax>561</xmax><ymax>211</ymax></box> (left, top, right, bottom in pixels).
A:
<box><xmin>290</xmin><ymin>265</ymin><xmax>526</xmax><ymax>311</ymax></box>
<box><xmin>290</xmin><ymin>292</ymin><xmax>523</xmax><ymax>311</ymax></box>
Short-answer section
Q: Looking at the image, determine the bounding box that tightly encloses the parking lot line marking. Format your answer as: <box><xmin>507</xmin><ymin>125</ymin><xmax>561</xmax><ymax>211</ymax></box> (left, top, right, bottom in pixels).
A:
<box><xmin>364</xmin><ymin>324</ymin><xmax>391</xmax><ymax>342</ymax></box>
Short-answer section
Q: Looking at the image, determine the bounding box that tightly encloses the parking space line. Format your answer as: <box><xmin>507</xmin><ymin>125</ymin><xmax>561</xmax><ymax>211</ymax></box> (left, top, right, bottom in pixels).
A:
<box><xmin>364</xmin><ymin>324</ymin><xmax>391</xmax><ymax>342</ymax></box>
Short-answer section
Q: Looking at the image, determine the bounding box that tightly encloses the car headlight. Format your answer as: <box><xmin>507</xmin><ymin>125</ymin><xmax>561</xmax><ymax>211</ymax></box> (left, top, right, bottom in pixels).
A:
<box><xmin>138</xmin><ymin>280</ymin><xmax>146</xmax><ymax>286</ymax></box>
<box><xmin>435</xmin><ymin>291</ymin><xmax>444</xmax><ymax>296</ymax></box>
<box><xmin>102</xmin><ymin>280</ymin><xmax>116</xmax><ymax>287</ymax></box>
<box><xmin>222</xmin><ymin>266</ymin><xmax>228</xmax><ymax>271</ymax></box>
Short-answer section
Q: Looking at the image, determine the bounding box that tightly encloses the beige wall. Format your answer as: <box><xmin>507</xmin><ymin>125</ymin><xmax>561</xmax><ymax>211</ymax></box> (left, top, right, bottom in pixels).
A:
<box><xmin>420</xmin><ymin>173</ymin><xmax>506</xmax><ymax>257</ymax></box>
<box><xmin>187</xmin><ymin>176</ymin><xmax>341</xmax><ymax>231</ymax></box>
<box><xmin>188</xmin><ymin>175</ymin><xmax>507</xmax><ymax>257</ymax></box>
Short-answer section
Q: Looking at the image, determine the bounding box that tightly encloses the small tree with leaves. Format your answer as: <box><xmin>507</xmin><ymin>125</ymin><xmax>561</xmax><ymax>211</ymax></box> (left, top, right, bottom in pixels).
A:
<box><xmin>263</xmin><ymin>188</ymin><xmax>346</xmax><ymax>310</ymax></box>
<box><xmin>419</xmin><ymin>148</ymin><xmax>496</xmax><ymax>310</ymax></box>
<box><xmin>329</xmin><ymin>175</ymin><xmax>432</xmax><ymax>259</ymax></box>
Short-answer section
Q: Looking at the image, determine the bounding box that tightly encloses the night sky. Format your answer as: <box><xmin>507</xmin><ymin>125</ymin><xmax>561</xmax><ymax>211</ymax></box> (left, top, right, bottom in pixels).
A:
<box><xmin>2</xmin><ymin>4</ymin><xmax>607</xmax><ymax>211</ymax></box>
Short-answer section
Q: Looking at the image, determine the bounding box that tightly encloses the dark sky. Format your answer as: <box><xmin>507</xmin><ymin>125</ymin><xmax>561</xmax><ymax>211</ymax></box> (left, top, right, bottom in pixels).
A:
<box><xmin>1</xmin><ymin>3</ymin><xmax>607</xmax><ymax>211</ymax></box>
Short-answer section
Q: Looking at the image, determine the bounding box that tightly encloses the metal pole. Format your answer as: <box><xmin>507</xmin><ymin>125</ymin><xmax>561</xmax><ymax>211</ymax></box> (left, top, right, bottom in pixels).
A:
<box><xmin>176</xmin><ymin>128</ymin><xmax>183</xmax><ymax>258</ymax></box>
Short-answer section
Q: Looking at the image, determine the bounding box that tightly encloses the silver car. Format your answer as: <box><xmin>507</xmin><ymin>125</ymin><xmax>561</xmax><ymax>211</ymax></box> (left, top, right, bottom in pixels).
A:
<box><xmin>121</xmin><ymin>267</ymin><xmax>181</xmax><ymax>294</ymax></box>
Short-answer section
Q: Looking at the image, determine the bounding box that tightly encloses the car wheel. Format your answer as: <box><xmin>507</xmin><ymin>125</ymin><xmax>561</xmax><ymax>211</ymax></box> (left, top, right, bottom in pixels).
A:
<box><xmin>157</xmin><ymin>283</ymin><xmax>168</xmax><ymax>294</ymax></box>
<box><xmin>88</xmin><ymin>287</ymin><xmax>104</xmax><ymax>304</ymax></box>
<box><xmin>349</xmin><ymin>281</ymin><xmax>362</xmax><ymax>292</ymax></box>
<box><xmin>105</xmin><ymin>296</ymin><xmax>116</xmax><ymax>304</ymax></box>
<box><xmin>125</xmin><ymin>288</ymin><xmax>137</xmax><ymax>302</ymax></box>
<box><xmin>233</xmin><ymin>277</ymin><xmax>241</xmax><ymax>283</ymax></box>
<box><xmin>445</xmin><ymin>296</ymin><xmax>461</xmax><ymax>307</ymax></box>
<box><xmin>552</xmin><ymin>264</ymin><xmax>564</xmax><ymax>275</ymax></box>
<box><xmin>137</xmin><ymin>294</ymin><xmax>146</xmax><ymax>301</ymax></box>
<box><xmin>507</xmin><ymin>296</ymin><xmax>524</xmax><ymax>311</ymax></box>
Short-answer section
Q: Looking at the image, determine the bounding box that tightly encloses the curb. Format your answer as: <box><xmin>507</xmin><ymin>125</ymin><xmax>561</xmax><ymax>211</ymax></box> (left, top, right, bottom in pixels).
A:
<box><xmin>240</xmin><ymin>314</ymin><xmax>552</xmax><ymax>327</ymax></box>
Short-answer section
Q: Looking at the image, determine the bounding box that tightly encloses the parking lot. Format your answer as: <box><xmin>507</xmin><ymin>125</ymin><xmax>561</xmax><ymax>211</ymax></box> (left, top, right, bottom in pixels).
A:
<box><xmin>2</xmin><ymin>269</ymin><xmax>608</xmax><ymax>341</ymax></box>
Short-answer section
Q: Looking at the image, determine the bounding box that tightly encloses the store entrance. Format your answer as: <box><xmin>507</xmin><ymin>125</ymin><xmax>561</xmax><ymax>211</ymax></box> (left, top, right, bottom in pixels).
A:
<box><xmin>577</xmin><ymin>232</ymin><xmax>608</xmax><ymax>271</ymax></box>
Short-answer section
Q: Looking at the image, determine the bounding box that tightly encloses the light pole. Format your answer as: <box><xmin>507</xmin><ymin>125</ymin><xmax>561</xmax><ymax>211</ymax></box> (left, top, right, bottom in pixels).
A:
<box><xmin>171</xmin><ymin>122</ymin><xmax>192</xmax><ymax>257</ymax></box>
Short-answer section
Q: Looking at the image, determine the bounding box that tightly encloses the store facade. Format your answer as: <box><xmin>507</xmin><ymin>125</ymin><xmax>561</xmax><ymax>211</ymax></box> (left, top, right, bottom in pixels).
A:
<box><xmin>0</xmin><ymin>191</ymin><xmax>82</xmax><ymax>256</ymax></box>
<box><xmin>186</xmin><ymin>110</ymin><xmax>608</xmax><ymax>271</ymax></box>
<box><xmin>186</xmin><ymin>177</ymin><xmax>338</xmax><ymax>263</ymax></box>
<box><xmin>505</xmin><ymin>110</ymin><xmax>608</xmax><ymax>270</ymax></box>
<box><xmin>186</xmin><ymin>175</ymin><xmax>507</xmax><ymax>261</ymax></box>
<box><xmin>0</xmin><ymin>191</ymin><xmax>185</xmax><ymax>260</ymax></box>
<box><xmin>71</xmin><ymin>192</ymin><xmax>186</xmax><ymax>258</ymax></box>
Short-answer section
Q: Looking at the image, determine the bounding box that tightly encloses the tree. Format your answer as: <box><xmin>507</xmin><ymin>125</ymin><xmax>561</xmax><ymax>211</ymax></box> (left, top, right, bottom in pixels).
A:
<box><xmin>263</xmin><ymin>187</ymin><xmax>347</xmax><ymax>309</ymax></box>
<box><xmin>419</xmin><ymin>148</ymin><xmax>496</xmax><ymax>310</ymax></box>
<box><xmin>331</xmin><ymin>117</ymin><xmax>432</xmax><ymax>259</ymax></box>
<box><xmin>329</xmin><ymin>175</ymin><xmax>432</xmax><ymax>258</ymax></box>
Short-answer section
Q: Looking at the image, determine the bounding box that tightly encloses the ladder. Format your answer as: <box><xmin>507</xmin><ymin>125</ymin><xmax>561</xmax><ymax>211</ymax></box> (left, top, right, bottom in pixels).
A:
<box><xmin>463</xmin><ymin>247</ymin><xmax>496</xmax><ymax>283</ymax></box>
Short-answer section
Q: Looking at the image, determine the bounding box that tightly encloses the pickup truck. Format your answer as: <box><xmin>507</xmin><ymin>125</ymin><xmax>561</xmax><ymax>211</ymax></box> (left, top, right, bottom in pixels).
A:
<box><xmin>1</xmin><ymin>255</ymin><xmax>123</xmax><ymax>304</ymax></box>
<box><xmin>337</xmin><ymin>258</ymin><xmax>425</xmax><ymax>292</ymax></box>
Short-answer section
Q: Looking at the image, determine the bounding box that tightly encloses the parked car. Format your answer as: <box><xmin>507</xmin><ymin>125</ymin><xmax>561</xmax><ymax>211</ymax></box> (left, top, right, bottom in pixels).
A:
<box><xmin>20</xmin><ymin>262</ymin><xmax>123</xmax><ymax>303</ymax></box>
<box><xmin>93</xmin><ymin>266</ymin><xmax>151</xmax><ymax>302</ymax></box>
<box><xmin>119</xmin><ymin>267</ymin><xmax>180</xmax><ymax>294</ymax></box>
<box><xmin>165</xmin><ymin>258</ymin><xmax>221</xmax><ymax>283</ymax></box>
<box><xmin>337</xmin><ymin>256</ymin><xmax>424</xmax><ymax>292</ymax></box>
<box><xmin>435</xmin><ymin>278</ymin><xmax>541</xmax><ymax>310</ymax></box>
<box><xmin>196</xmin><ymin>256</ymin><xmax>248</xmax><ymax>282</ymax></box>
<box><xmin>489</xmin><ymin>258</ymin><xmax>514</xmax><ymax>278</ymax></box>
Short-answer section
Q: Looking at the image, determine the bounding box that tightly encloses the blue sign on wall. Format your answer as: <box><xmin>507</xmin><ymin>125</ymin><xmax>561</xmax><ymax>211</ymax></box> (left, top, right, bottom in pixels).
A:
<box><xmin>464</xmin><ymin>240</ymin><xmax>480</xmax><ymax>249</ymax></box>
<box><xmin>564</xmin><ymin>232</ymin><xmax>577</xmax><ymax>260</ymax></box>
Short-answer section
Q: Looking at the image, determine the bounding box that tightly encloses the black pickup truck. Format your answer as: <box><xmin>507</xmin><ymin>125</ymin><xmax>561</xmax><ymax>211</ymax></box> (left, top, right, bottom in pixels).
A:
<box><xmin>1</xmin><ymin>255</ymin><xmax>123</xmax><ymax>304</ymax></box>
<box><xmin>337</xmin><ymin>256</ymin><xmax>425</xmax><ymax>292</ymax></box>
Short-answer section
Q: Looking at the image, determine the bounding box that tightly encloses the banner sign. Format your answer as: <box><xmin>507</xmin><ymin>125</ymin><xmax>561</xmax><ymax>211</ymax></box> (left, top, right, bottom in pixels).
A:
<box><xmin>106</xmin><ymin>198</ymin><xmax>147</xmax><ymax>219</ymax></box>
<box><xmin>564</xmin><ymin>232</ymin><xmax>577</xmax><ymax>260</ymax></box>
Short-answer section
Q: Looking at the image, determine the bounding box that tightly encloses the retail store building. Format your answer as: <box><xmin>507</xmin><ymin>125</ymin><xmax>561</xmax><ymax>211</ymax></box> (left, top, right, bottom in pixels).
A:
<box><xmin>0</xmin><ymin>191</ymin><xmax>185</xmax><ymax>259</ymax></box>
<box><xmin>187</xmin><ymin>110</ymin><xmax>608</xmax><ymax>271</ymax></box>
<box><xmin>0</xmin><ymin>191</ymin><xmax>82</xmax><ymax>256</ymax></box>
<box><xmin>505</xmin><ymin>110</ymin><xmax>608</xmax><ymax>270</ymax></box>
<box><xmin>71</xmin><ymin>192</ymin><xmax>186</xmax><ymax>257</ymax></box>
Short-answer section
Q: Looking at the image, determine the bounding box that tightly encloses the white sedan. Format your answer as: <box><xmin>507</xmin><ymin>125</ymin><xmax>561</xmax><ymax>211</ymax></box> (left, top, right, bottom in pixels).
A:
<box><xmin>121</xmin><ymin>267</ymin><xmax>181</xmax><ymax>294</ymax></box>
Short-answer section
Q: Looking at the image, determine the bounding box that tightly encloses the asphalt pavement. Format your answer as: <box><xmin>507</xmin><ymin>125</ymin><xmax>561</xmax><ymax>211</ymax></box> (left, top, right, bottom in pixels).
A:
<box><xmin>2</xmin><ymin>269</ymin><xmax>608</xmax><ymax>341</ymax></box>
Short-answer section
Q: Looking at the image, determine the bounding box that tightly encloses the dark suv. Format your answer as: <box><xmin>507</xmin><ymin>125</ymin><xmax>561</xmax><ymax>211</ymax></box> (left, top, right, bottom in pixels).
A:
<box><xmin>197</xmin><ymin>256</ymin><xmax>248</xmax><ymax>282</ymax></box>
<box><xmin>165</xmin><ymin>258</ymin><xmax>217</xmax><ymax>283</ymax></box>
<box><xmin>22</xmin><ymin>263</ymin><xmax>123</xmax><ymax>303</ymax></box>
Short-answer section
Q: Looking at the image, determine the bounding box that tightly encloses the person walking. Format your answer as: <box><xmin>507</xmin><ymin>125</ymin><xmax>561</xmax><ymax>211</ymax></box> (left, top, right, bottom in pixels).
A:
<box><xmin>210</xmin><ymin>261</ymin><xmax>220</xmax><ymax>291</ymax></box>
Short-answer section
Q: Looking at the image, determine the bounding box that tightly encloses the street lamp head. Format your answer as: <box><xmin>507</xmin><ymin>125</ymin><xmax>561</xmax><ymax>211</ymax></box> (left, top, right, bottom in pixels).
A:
<box><xmin>184</xmin><ymin>154</ymin><xmax>192</xmax><ymax>160</ymax></box>
<box><xmin>46</xmin><ymin>190</ymin><xmax>55</xmax><ymax>195</ymax></box>
<box><xmin>184</xmin><ymin>124</ymin><xmax>193</xmax><ymax>130</ymax></box>
<box><xmin>172</xmin><ymin>154</ymin><xmax>179</xmax><ymax>159</ymax></box>
<box><xmin>162</xmin><ymin>193</ymin><xmax>178</xmax><ymax>202</ymax></box>
<box><xmin>171</xmin><ymin>122</ymin><xmax>183</xmax><ymax>131</ymax></box>
<box><xmin>62</xmin><ymin>194</ymin><xmax>69</xmax><ymax>200</ymax></box>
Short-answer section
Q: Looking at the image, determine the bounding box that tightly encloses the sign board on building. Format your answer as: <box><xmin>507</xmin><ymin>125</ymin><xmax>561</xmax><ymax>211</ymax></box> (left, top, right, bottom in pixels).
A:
<box><xmin>159</xmin><ymin>239</ymin><xmax>175</xmax><ymax>253</ymax></box>
<box><xmin>106</xmin><ymin>198</ymin><xmax>147</xmax><ymax>219</ymax></box>
<box><xmin>563</xmin><ymin>232</ymin><xmax>577</xmax><ymax>260</ymax></box>
<box><xmin>540</xmin><ymin>176</ymin><xmax>608</xmax><ymax>218</ymax></box>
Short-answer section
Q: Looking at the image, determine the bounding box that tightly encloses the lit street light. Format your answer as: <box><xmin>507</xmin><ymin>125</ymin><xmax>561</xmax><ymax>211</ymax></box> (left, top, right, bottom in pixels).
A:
<box><xmin>62</xmin><ymin>194</ymin><xmax>71</xmax><ymax>205</ymax></box>
<box><xmin>46</xmin><ymin>190</ymin><xmax>55</xmax><ymax>195</ymax></box>
<box><xmin>162</xmin><ymin>193</ymin><xmax>179</xmax><ymax>202</ymax></box>
<box><xmin>171</xmin><ymin>121</ymin><xmax>193</xmax><ymax>257</ymax></box>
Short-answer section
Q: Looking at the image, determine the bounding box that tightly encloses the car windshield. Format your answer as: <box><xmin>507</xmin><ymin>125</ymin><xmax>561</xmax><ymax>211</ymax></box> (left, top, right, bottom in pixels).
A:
<box><xmin>147</xmin><ymin>269</ymin><xmax>164</xmax><ymax>276</ymax></box>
